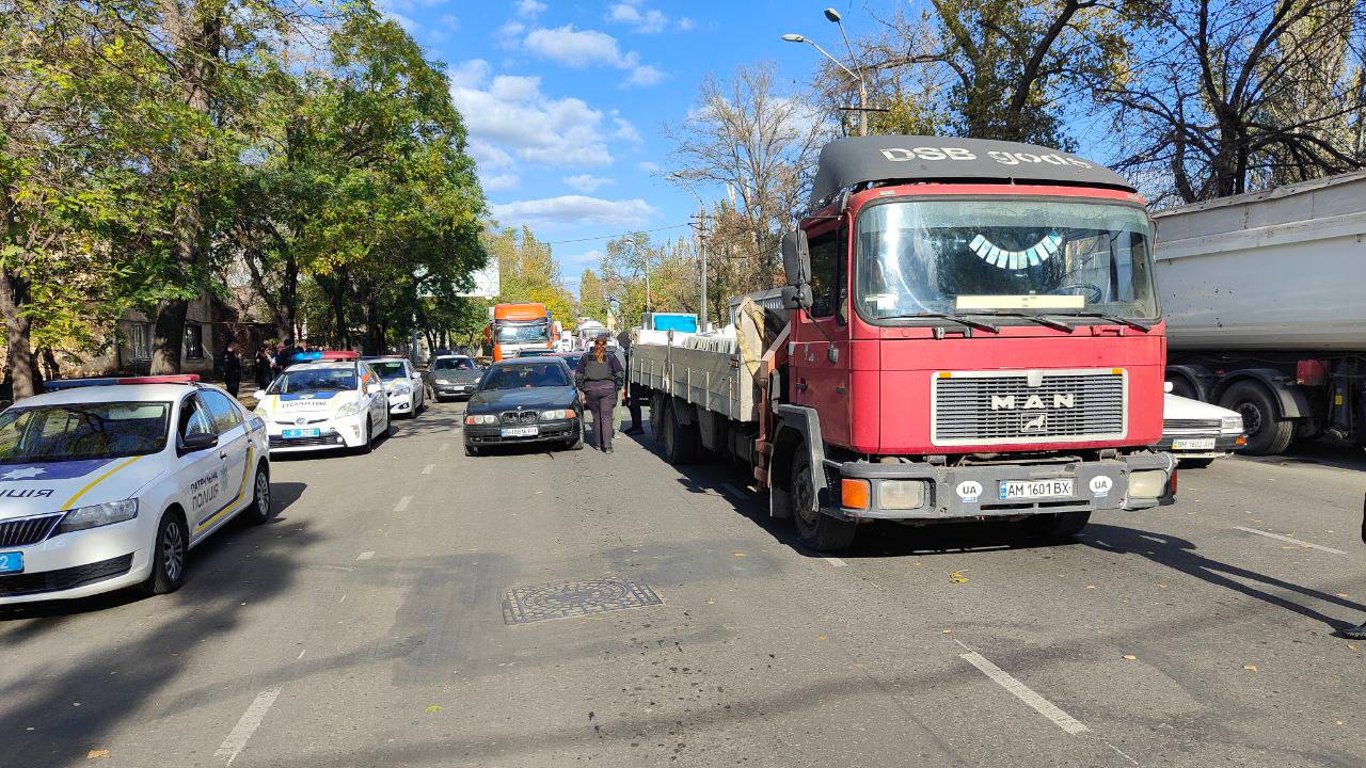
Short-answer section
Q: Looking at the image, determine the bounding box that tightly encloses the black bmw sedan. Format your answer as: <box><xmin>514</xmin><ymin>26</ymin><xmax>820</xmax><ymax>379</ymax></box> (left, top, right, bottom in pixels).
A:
<box><xmin>462</xmin><ymin>358</ymin><xmax>583</xmax><ymax>455</ymax></box>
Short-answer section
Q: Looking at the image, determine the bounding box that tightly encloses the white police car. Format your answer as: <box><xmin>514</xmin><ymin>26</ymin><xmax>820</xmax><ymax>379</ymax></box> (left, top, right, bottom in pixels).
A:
<box><xmin>362</xmin><ymin>356</ymin><xmax>426</xmax><ymax>418</ymax></box>
<box><xmin>253</xmin><ymin>352</ymin><xmax>391</xmax><ymax>454</ymax></box>
<box><xmin>0</xmin><ymin>375</ymin><xmax>272</xmax><ymax>604</ymax></box>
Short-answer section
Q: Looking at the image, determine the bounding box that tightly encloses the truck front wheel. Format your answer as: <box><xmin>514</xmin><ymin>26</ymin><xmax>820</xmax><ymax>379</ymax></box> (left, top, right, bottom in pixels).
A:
<box><xmin>791</xmin><ymin>452</ymin><xmax>855</xmax><ymax>552</ymax></box>
<box><xmin>1219</xmin><ymin>381</ymin><xmax>1293</xmax><ymax>455</ymax></box>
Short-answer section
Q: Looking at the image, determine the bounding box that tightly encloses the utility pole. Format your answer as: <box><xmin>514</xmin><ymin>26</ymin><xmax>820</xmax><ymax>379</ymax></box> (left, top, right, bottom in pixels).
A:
<box><xmin>690</xmin><ymin>208</ymin><xmax>710</xmax><ymax>330</ymax></box>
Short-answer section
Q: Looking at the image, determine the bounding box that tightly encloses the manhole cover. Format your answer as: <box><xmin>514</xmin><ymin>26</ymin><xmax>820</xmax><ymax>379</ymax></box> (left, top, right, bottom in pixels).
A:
<box><xmin>502</xmin><ymin>577</ymin><xmax>663</xmax><ymax>625</ymax></box>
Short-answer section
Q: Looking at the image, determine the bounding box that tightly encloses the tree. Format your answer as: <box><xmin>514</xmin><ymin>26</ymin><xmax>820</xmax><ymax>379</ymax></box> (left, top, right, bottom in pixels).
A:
<box><xmin>1103</xmin><ymin>0</ymin><xmax>1366</xmax><ymax>203</ymax></box>
<box><xmin>577</xmin><ymin>268</ymin><xmax>608</xmax><ymax>321</ymax></box>
<box><xmin>484</xmin><ymin>226</ymin><xmax>575</xmax><ymax>325</ymax></box>
<box><xmin>665</xmin><ymin>63</ymin><xmax>829</xmax><ymax>301</ymax></box>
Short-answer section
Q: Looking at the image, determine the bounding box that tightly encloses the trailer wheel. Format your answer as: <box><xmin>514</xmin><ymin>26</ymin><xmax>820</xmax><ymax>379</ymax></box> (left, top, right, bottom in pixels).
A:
<box><xmin>649</xmin><ymin>393</ymin><xmax>667</xmax><ymax>442</ymax></box>
<box><xmin>1219</xmin><ymin>381</ymin><xmax>1293</xmax><ymax>455</ymax></box>
<box><xmin>661</xmin><ymin>400</ymin><xmax>699</xmax><ymax>465</ymax></box>
<box><xmin>790</xmin><ymin>452</ymin><xmax>855</xmax><ymax>552</ymax></box>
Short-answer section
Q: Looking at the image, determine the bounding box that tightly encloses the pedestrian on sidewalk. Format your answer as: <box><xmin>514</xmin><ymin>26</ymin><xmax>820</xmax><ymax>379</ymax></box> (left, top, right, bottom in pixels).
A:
<box><xmin>255</xmin><ymin>345</ymin><xmax>275</xmax><ymax>390</ymax></box>
<box><xmin>1343</xmin><ymin>496</ymin><xmax>1366</xmax><ymax>639</ymax></box>
<box><xmin>575</xmin><ymin>335</ymin><xmax>623</xmax><ymax>453</ymax></box>
<box><xmin>617</xmin><ymin>330</ymin><xmax>644</xmax><ymax>436</ymax></box>
<box><xmin>221</xmin><ymin>341</ymin><xmax>243</xmax><ymax>398</ymax></box>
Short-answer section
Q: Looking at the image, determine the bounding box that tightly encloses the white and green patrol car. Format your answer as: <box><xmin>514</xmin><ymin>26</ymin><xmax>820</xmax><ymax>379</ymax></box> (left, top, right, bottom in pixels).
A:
<box><xmin>253</xmin><ymin>356</ymin><xmax>391</xmax><ymax>454</ymax></box>
<box><xmin>0</xmin><ymin>376</ymin><xmax>272</xmax><ymax>605</ymax></box>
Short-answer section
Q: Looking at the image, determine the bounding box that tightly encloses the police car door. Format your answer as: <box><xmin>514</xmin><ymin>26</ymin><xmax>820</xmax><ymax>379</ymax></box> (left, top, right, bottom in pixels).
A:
<box><xmin>362</xmin><ymin>364</ymin><xmax>385</xmax><ymax>423</ymax></box>
<box><xmin>199</xmin><ymin>389</ymin><xmax>250</xmax><ymax>518</ymax></box>
<box><xmin>176</xmin><ymin>395</ymin><xmax>228</xmax><ymax>538</ymax></box>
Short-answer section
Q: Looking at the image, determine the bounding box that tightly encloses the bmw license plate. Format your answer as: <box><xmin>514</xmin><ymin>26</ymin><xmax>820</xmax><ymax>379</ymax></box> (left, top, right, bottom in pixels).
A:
<box><xmin>1172</xmin><ymin>437</ymin><xmax>1216</xmax><ymax>450</ymax></box>
<box><xmin>501</xmin><ymin>426</ymin><xmax>537</xmax><ymax>438</ymax></box>
<box><xmin>1000</xmin><ymin>479</ymin><xmax>1074</xmax><ymax>500</ymax></box>
<box><xmin>0</xmin><ymin>551</ymin><xmax>23</xmax><ymax>574</ymax></box>
<box><xmin>282</xmin><ymin>428</ymin><xmax>321</xmax><ymax>438</ymax></box>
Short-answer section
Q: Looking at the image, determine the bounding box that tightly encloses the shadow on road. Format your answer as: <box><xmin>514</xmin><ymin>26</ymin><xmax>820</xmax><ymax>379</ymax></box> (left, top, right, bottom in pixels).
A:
<box><xmin>0</xmin><ymin>506</ymin><xmax>322</xmax><ymax>768</ymax></box>
<box><xmin>1083</xmin><ymin>523</ymin><xmax>1366</xmax><ymax>634</ymax></box>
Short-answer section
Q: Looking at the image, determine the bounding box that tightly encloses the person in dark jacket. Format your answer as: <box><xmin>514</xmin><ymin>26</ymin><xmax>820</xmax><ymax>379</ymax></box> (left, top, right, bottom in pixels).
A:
<box><xmin>575</xmin><ymin>335</ymin><xmax>624</xmax><ymax>452</ymax></box>
<box><xmin>617</xmin><ymin>330</ymin><xmax>644</xmax><ymax>435</ymax></box>
<box><xmin>221</xmin><ymin>342</ymin><xmax>243</xmax><ymax>398</ymax></box>
<box><xmin>255</xmin><ymin>346</ymin><xmax>275</xmax><ymax>390</ymax></box>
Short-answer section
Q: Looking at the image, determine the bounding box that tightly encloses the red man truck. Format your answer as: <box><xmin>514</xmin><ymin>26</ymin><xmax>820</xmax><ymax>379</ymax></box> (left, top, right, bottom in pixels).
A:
<box><xmin>629</xmin><ymin>136</ymin><xmax>1175</xmax><ymax>550</ymax></box>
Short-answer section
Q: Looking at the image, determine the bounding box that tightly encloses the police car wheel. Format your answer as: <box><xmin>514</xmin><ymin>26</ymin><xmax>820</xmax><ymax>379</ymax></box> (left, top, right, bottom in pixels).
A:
<box><xmin>145</xmin><ymin>510</ymin><xmax>189</xmax><ymax>596</ymax></box>
<box><xmin>355</xmin><ymin>418</ymin><xmax>374</xmax><ymax>455</ymax></box>
<box><xmin>244</xmin><ymin>464</ymin><xmax>274</xmax><ymax>525</ymax></box>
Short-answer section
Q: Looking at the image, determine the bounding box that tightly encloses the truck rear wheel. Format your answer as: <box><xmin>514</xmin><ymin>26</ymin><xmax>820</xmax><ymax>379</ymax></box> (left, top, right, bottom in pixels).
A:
<box><xmin>661</xmin><ymin>401</ymin><xmax>699</xmax><ymax>465</ymax></box>
<box><xmin>649</xmin><ymin>393</ymin><xmax>666</xmax><ymax>440</ymax></box>
<box><xmin>1020</xmin><ymin>511</ymin><xmax>1091</xmax><ymax>539</ymax></box>
<box><xmin>791</xmin><ymin>452</ymin><xmax>855</xmax><ymax>552</ymax></box>
<box><xmin>1219</xmin><ymin>381</ymin><xmax>1293</xmax><ymax>455</ymax></box>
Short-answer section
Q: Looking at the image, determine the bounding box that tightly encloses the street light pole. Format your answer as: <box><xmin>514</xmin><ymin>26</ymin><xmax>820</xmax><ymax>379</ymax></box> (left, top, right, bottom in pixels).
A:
<box><xmin>782</xmin><ymin>20</ymin><xmax>867</xmax><ymax>136</ymax></box>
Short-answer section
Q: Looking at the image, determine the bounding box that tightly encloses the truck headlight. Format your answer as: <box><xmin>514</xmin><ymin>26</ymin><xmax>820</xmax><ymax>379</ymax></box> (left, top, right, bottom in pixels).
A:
<box><xmin>1127</xmin><ymin>470</ymin><xmax>1167</xmax><ymax>499</ymax></box>
<box><xmin>1221</xmin><ymin>415</ymin><xmax>1243</xmax><ymax>433</ymax></box>
<box><xmin>335</xmin><ymin>400</ymin><xmax>366</xmax><ymax>417</ymax></box>
<box><xmin>879</xmin><ymin>480</ymin><xmax>927</xmax><ymax>510</ymax></box>
<box><xmin>58</xmin><ymin>499</ymin><xmax>138</xmax><ymax>534</ymax></box>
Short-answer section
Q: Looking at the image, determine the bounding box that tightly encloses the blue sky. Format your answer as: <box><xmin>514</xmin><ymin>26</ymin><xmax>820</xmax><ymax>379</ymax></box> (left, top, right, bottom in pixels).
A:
<box><xmin>377</xmin><ymin>0</ymin><xmax>881</xmax><ymax>294</ymax></box>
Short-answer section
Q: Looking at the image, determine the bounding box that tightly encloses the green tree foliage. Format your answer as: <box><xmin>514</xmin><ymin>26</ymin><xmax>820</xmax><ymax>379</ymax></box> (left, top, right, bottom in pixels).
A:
<box><xmin>484</xmin><ymin>226</ymin><xmax>575</xmax><ymax>327</ymax></box>
<box><xmin>577</xmin><ymin>269</ymin><xmax>608</xmax><ymax>322</ymax></box>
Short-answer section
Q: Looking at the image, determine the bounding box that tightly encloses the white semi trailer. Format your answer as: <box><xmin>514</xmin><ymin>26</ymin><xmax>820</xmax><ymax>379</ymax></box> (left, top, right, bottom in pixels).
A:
<box><xmin>1154</xmin><ymin>171</ymin><xmax>1366</xmax><ymax>454</ymax></box>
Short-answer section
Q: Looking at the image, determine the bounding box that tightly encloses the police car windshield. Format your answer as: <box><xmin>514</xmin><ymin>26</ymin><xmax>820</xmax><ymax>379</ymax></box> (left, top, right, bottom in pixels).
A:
<box><xmin>0</xmin><ymin>402</ymin><xmax>171</xmax><ymax>463</ymax></box>
<box><xmin>370</xmin><ymin>361</ymin><xmax>407</xmax><ymax>380</ymax></box>
<box><xmin>481</xmin><ymin>363</ymin><xmax>569</xmax><ymax>390</ymax></box>
<box><xmin>268</xmin><ymin>368</ymin><xmax>357</xmax><ymax>394</ymax></box>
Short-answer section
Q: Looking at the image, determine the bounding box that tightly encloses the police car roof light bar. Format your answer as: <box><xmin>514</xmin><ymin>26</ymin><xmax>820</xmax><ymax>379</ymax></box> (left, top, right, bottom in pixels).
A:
<box><xmin>292</xmin><ymin>350</ymin><xmax>359</xmax><ymax>362</ymax></box>
<box><xmin>44</xmin><ymin>374</ymin><xmax>201</xmax><ymax>391</ymax></box>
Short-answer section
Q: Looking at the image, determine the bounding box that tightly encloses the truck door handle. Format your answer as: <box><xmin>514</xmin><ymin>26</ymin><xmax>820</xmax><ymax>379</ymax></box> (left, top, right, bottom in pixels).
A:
<box><xmin>796</xmin><ymin>379</ymin><xmax>809</xmax><ymax>392</ymax></box>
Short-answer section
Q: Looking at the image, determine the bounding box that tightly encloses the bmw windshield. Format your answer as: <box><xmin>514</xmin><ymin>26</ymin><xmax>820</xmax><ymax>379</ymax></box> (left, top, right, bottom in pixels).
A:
<box><xmin>855</xmin><ymin>199</ymin><xmax>1158</xmax><ymax>323</ymax></box>
<box><xmin>267</xmin><ymin>368</ymin><xmax>357</xmax><ymax>394</ymax></box>
<box><xmin>0</xmin><ymin>403</ymin><xmax>170</xmax><ymax>463</ymax></box>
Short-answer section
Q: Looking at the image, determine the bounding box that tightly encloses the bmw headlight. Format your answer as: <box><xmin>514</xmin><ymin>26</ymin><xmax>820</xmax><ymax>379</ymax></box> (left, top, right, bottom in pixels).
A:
<box><xmin>335</xmin><ymin>399</ymin><xmax>366</xmax><ymax>417</ymax></box>
<box><xmin>58</xmin><ymin>499</ymin><xmax>138</xmax><ymax>534</ymax></box>
<box><xmin>464</xmin><ymin>414</ymin><xmax>498</xmax><ymax>425</ymax></box>
<box><xmin>1221</xmin><ymin>415</ymin><xmax>1244</xmax><ymax>433</ymax></box>
<box><xmin>540</xmin><ymin>409</ymin><xmax>574</xmax><ymax>420</ymax></box>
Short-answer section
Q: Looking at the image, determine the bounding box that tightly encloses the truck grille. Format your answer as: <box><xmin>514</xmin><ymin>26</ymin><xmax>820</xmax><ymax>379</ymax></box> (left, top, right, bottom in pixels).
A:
<box><xmin>932</xmin><ymin>370</ymin><xmax>1127</xmax><ymax>445</ymax></box>
<box><xmin>0</xmin><ymin>513</ymin><xmax>63</xmax><ymax>548</ymax></box>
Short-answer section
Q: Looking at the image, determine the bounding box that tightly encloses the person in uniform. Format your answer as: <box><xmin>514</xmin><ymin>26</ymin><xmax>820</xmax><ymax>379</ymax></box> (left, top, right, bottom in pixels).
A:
<box><xmin>617</xmin><ymin>330</ymin><xmax>644</xmax><ymax>435</ymax></box>
<box><xmin>221</xmin><ymin>341</ymin><xmax>242</xmax><ymax>398</ymax></box>
<box><xmin>575</xmin><ymin>335</ymin><xmax>624</xmax><ymax>453</ymax></box>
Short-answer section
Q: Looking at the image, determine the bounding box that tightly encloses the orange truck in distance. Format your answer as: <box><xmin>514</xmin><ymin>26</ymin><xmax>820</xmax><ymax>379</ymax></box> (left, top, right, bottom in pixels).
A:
<box><xmin>485</xmin><ymin>302</ymin><xmax>554</xmax><ymax>361</ymax></box>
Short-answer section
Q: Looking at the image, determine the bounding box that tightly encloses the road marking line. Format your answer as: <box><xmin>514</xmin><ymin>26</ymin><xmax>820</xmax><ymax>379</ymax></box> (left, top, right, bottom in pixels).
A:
<box><xmin>214</xmin><ymin>687</ymin><xmax>281</xmax><ymax>766</ymax></box>
<box><xmin>357</xmin><ymin>551</ymin><xmax>375</xmax><ymax>561</ymax></box>
<box><xmin>296</xmin><ymin>649</ymin><xmax>306</xmax><ymax>660</ymax></box>
<box><xmin>338</xmin><ymin>593</ymin><xmax>347</xmax><ymax>604</ymax></box>
<box><xmin>421</xmin><ymin>464</ymin><xmax>434</xmax><ymax>475</ymax></box>
<box><xmin>1105</xmin><ymin>741</ymin><xmax>1140</xmax><ymax>766</ymax></box>
<box><xmin>824</xmin><ymin>557</ymin><xmax>848</xmax><ymax>567</ymax></box>
<box><xmin>1232</xmin><ymin>526</ymin><xmax>1346</xmax><ymax>555</ymax></box>
<box><xmin>393</xmin><ymin>496</ymin><xmax>412</xmax><ymax>512</ymax></box>
<box><xmin>721</xmin><ymin>483</ymin><xmax>749</xmax><ymax>501</ymax></box>
<box><xmin>958</xmin><ymin>650</ymin><xmax>1089</xmax><ymax>735</ymax></box>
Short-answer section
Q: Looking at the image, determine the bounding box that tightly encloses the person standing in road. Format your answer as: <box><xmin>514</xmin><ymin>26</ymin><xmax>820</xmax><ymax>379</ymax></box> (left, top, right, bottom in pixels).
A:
<box><xmin>255</xmin><ymin>345</ymin><xmax>275</xmax><ymax>390</ymax></box>
<box><xmin>617</xmin><ymin>330</ymin><xmax>644</xmax><ymax>436</ymax></box>
<box><xmin>221</xmin><ymin>341</ymin><xmax>243</xmax><ymax>398</ymax></box>
<box><xmin>575</xmin><ymin>335</ymin><xmax>624</xmax><ymax>453</ymax></box>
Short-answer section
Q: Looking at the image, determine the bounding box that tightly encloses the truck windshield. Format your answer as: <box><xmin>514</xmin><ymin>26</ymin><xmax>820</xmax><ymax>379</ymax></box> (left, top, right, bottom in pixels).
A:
<box><xmin>496</xmin><ymin>321</ymin><xmax>549</xmax><ymax>344</ymax></box>
<box><xmin>855</xmin><ymin>199</ymin><xmax>1157</xmax><ymax>322</ymax></box>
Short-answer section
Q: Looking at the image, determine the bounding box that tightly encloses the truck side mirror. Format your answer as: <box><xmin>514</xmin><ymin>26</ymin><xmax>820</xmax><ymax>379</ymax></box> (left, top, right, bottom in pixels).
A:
<box><xmin>782</xmin><ymin>285</ymin><xmax>813</xmax><ymax>310</ymax></box>
<box><xmin>781</xmin><ymin>230</ymin><xmax>813</xmax><ymax>311</ymax></box>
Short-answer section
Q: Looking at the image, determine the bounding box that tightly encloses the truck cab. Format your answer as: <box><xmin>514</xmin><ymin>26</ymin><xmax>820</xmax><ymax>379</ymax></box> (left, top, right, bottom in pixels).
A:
<box><xmin>486</xmin><ymin>303</ymin><xmax>553</xmax><ymax>362</ymax></box>
<box><xmin>772</xmin><ymin>137</ymin><xmax>1175</xmax><ymax>548</ymax></box>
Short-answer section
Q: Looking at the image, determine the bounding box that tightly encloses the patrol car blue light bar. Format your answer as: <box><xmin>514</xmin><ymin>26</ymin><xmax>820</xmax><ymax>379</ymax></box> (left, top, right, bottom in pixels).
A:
<box><xmin>291</xmin><ymin>350</ymin><xmax>359</xmax><ymax>362</ymax></box>
<box><xmin>44</xmin><ymin>374</ymin><xmax>201</xmax><ymax>391</ymax></box>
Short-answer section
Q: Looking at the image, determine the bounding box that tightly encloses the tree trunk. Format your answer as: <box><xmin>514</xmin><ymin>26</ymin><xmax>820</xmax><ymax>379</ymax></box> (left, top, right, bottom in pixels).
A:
<box><xmin>0</xmin><ymin>266</ymin><xmax>37</xmax><ymax>400</ymax></box>
<box><xmin>329</xmin><ymin>269</ymin><xmax>348</xmax><ymax>347</ymax></box>
<box><xmin>150</xmin><ymin>298</ymin><xmax>188</xmax><ymax>374</ymax></box>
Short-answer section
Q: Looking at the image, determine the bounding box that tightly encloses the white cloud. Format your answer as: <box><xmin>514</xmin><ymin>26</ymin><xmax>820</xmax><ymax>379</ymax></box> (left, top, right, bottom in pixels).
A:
<box><xmin>676</xmin><ymin>17</ymin><xmax>694</xmax><ymax>31</ymax></box>
<box><xmin>449</xmin><ymin>58</ymin><xmax>490</xmax><ymax>88</ymax></box>
<box><xmin>483</xmin><ymin>173</ymin><xmax>521</xmax><ymax>191</ymax></box>
<box><xmin>438</xmin><ymin>14</ymin><xmax>459</xmax><ymax>31</ymax></box>
<box><xmin>489</xmin><ymin>196</ymin><xmax>657</xmax><ymax>228</ymax></box>
<box><xmin>607</xmin><ymin>2</ymin><xmax>670</xmax><ymax>34</ymax></box>
<box><xmin>564</xmin><ymin>174</ymin><xmax>614</xmax><ymax>192</ymax></box>
<box><xmin>497</xmin><ymin>20</ymin><xmax>525</xmax><ymax>48</ymax></box>
<box><xmin>517</xmin><ymin>0</ymin><xmax>547</xmax><ymax>18</ymax></box>
<box><xmin>524</xmin><ymin>25</ymin><xmax>628</xmax><ymax>68</ymax></box>
<box><xmin>624</xmin><ymin>64</ymin><xmax>665</xmax><ymax>88</ymax></box>
<box><xmin>636</xmin><ymin>161</ymin><xmax>660</xmax><ymax>174</ymax></box>
<box><xmin>451</xmin><ymin>62</ymin><xmax>613</xmax><ymax>167</ymax></box>
<box><xmin>612</xmin><ymin>114</ymin><xmax>642</xmax><ymax>144</ymax></box>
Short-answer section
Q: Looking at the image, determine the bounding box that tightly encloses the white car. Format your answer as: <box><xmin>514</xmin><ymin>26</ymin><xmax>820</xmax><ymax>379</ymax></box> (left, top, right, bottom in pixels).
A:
<box><xmin>0</xmin><ymin>376</ymin><xmax>272</xmax><ymax>604</ymax></box>
<box><xmin>1160</xmin><ymin>393</ymin><xmax>1246</xmax><ymax>467</ymax></box>
<box><xmin>363</xmin><ymin>357</ymin><xmax>426</xmax><ymax>418</ymax></box>
<box><xmin>254</xmin><ymin>359</ymin><xmax>391</xmax><ymax>454</ymax></box>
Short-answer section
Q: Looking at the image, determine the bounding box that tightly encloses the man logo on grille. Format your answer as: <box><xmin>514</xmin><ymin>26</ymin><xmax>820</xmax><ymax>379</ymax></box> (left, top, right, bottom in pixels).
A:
<box><xmin>991</xmin><ymin>394</ymin><xmax>1075</xmax><ymax>410</ymax></box>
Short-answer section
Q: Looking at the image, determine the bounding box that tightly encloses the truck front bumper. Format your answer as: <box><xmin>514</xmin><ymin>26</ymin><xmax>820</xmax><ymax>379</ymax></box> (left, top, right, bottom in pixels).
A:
<box><xmin>829</xmin><ymin>451</ymin><xmax>1176</xmax><ymax>522</ymax></box>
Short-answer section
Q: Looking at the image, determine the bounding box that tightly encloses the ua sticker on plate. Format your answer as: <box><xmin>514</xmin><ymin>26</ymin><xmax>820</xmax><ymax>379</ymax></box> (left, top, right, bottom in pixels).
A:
<box><xmin>956</xmin><ymin>480</ymin><xmax>983</xmax><ymax>503</ymax></box>
<box><xmin>1089</xmin><ymin>476</ymin><xmax>1113</xmax><ymax>498</ymax></box>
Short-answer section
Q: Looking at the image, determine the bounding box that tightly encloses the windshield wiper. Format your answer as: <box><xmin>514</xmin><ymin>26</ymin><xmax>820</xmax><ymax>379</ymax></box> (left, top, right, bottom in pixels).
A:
<box><xmin>1065</xmin><ymin>311</ymin><xmax>1152</xmax><ymax>332</ymax></box>
<box><xmin>973</xmin><ymin>311</ymin><xmax>1075</xmax><ymax>332</ymax></box>
<box><xmin>885</xmin><ymin>313</ymin><xmax>1000</xmax><ymax>333</ymax></box>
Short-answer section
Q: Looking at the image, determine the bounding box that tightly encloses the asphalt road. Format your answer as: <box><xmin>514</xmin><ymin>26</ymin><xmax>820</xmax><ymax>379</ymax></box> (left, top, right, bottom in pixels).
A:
<box><xmin>3</xmin><ymin>401</ymin><xmax>1364</xmax><ymax>768</ymax></box>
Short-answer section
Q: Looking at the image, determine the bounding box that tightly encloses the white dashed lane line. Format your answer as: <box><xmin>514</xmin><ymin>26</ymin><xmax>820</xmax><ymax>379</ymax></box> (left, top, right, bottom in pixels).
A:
<box><xmin>823</xmin><ymin>557</ymin><xmax>848</xmax><ymax>568</ymax></box>
<box><xmin>356</xmin><ymin>551</ymin><xmax>375</xmax><ymax>561</ymax></box>
<box><xmin>393</xmin><ymin>496</ymin><xmax>412</xmax><ymax>512</ymax></box>
<box><xmin>1231</xmin><ymin>526</ymin><xmax>1346</xmax><ymax>555</ymax></box>
<box><xmin>421</xmin><ymin>464</ymin><xmax>434</xmax><ymax>475</ymax></box>
<box><xmin>213</xmin><ymin>687</ymin><xmax>281</xmax><ymax>766</ymax></box>
<box><xmin>955</xmin><ymin>640</ymin><xmax>1089</xmax><ymax>735</ymax></box>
